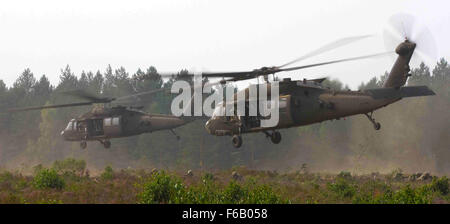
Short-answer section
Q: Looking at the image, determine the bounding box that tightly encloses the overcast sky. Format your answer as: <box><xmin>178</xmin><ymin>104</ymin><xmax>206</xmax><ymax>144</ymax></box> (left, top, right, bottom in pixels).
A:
<box><xmin>0</xmin><ymin>0</ymin><xmax>448</xmax><ymax>89</ymax></box>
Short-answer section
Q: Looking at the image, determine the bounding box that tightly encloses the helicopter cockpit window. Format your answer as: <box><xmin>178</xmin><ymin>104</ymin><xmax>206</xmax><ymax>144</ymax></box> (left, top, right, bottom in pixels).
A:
<box><xmin>212</xmin><ymin>102</ymin><xmax>225</xmax><ymax>118</ymax></box>
<box><xmin>65</xmin><ymin>121</ymin><xmax>73</xmax><ymax>131</ymax></box>
<box><xmin>104</xmin><ymin>118</ymin><xmax>112</xmax><ymax>126</ymax></box>
<box><xmin>112</xmin><ymin>117</ymin><xmax>120</xmax><ymax>126</ymax></box>
<box><xmin>279</xmin><ymin>98</ymin><xmax>287</xmax><ymax>109</ymax></box>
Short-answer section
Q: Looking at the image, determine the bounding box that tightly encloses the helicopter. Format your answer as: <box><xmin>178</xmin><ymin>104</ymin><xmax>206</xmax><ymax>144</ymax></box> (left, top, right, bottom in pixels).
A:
<box><xmin>7</xmin><ymin>89</ymin><xmax>190</xmax><ymax>149</ymax></box>
<box><xmin>177</xmin><ymin>22</ymin><xmax>438</xmax><ymax>148</ymax></box>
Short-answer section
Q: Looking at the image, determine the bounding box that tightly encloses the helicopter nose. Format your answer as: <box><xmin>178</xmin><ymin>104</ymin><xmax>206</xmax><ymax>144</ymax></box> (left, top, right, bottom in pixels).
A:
<box><xmin>60</xmin><ymin>130</ymin><xmax>67</xmax><ymax>139</ymax></box>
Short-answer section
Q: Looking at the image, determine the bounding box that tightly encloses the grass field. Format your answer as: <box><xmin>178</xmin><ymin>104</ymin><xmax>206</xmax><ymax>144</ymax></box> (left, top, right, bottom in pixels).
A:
<box><xmin>0</xmin><ymin>158</ymin><xmax>448</xmax><ymax>204</ymax></box>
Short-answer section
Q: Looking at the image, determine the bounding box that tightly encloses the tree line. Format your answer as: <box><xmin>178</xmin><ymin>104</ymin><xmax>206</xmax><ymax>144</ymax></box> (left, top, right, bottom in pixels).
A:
<box><xmin>0</xmin><ymin>59</ymin><xmax>448</xmax><ymax>174</ymax></box>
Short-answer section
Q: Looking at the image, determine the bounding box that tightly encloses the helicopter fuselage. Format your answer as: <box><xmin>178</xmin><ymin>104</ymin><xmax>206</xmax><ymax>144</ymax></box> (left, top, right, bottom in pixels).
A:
<box><xmin>61</xmin><ymin>106</ymin><xmax>186</xmax><ymax>147</ymax></box>
<box><xmin>204</xmin><ymin>80</ymin><xmax>400</xmax><ymax>137</ymax></box>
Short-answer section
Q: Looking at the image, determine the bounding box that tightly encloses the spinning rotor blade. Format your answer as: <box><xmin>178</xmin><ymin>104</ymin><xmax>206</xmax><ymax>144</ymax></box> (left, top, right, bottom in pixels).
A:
<box><xmin>202</xmin><ymin>51</ymin><xmax>393</xmax><ymax>82</ymax></box>
<box><xmin>383</xmin><ymin>13</ymin><xmax>438</xmax><ymax>62</ymax></box>
<box><xmin>278</xmin><ymin>34</ymin><xmax>373</xmax><ymax>68</ymax></box>
<box><xmin>6</xmin><ymin>88</ymin><xmax>168</xmax><ymax>113</ymax></box>
<box><xmin>159</xmin><ymin>50</ymin><xmax>392</xmax><ymax>83</ymax></box>
<box><xmin>113</xmin><ymin>88</ymin><xmax>168</xmax><ymax>105</ymax></box>
<box><xmin>278</xmin><ymin>51</ymin><xmax>393</xmax><ymax>72</ymax></box>
<box><xmin>61</xmin><ymin>89</ymin><xmax>113</xmax><ymax>103</ymax></box>
<box><xmin>158</xmin><ymin>35</ymin><xmax>374</xmax><ymax>80</ymax></box>
<box><xmin>7</xmin><ymin>102</ymin><xmax>94</xmax><ymax>112</ymax></box>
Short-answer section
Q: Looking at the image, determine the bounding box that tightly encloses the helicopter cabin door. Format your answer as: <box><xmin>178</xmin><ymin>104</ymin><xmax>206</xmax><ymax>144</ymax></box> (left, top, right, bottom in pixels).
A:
<box><xmin>103</xmin><ymin>116</ymin><xmax>123</xmax><ymax>137</ymax></box>
<box><xmin>89</xmin><ymin>119</ymin><xmax>104</xmax><ymax>136</ymax></box>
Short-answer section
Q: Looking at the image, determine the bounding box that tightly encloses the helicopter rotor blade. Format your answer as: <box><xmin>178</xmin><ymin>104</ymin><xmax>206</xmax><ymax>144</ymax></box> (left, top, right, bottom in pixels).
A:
<box><xmin>159</xmin><ymin>51</ymin><xmax>393</xmax><ymax>83</ymax></box>
<box><xmin>61</xmin><ymin>89</ymin><xmax>113</xmax><ymax>103</ymax></box>
<box><xmin>113</xmin><ymin>88</ymin><xmax>168</xmax><ymax>105</ymax></box>
<box><xmin>7</xmin><ymin>102</ymin><xmax>94</xmax><ymax>112</ymax></box>
<box><xmin>278</xmin><ymin>51</ymin><xmax>393</xmax><ymax>73</ymax></box>
<box><xmin>383</xmin><ymin>13</ymin><xmax>438</xmax><ymax>63</ymax></box>
<box><xmin>201</xmin><ymin>51</ymin><xmax>393</xmax><ymax>82</ymax></box>
<box><xmin>158</xmin><ymin>35</ymin><xmax>373</xmax><ymax>79</ymax></box>
<box><xmin>278</xmin><ymin>34</ymin><xmax>373</xmax><ymax>68</ymax></box>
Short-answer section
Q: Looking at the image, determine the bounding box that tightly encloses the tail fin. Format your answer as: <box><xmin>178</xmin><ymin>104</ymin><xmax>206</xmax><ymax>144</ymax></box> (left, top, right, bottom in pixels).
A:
<box><xmin>383</xmin><ymin>40</ymin><xmax>416</xmax><ymax>88</ymax></box>
<box><xmin>366</xmin><ymin>85</ymin><xmax>435</xmax><ymax>99</ymax></box>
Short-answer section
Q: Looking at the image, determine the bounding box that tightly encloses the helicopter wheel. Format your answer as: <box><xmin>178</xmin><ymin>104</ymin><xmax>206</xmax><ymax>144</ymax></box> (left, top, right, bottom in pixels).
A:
<box><xmin>103</xmin><ymin>140</ymin><xmax>111</xmax><ymax>149</ymax></box>
<box><xmin>374</xmin><ymin>122</ymin><xmax>381</xmax><ymax>130</ymax></box>
<box><xmin>232</xmin><ymin>135</ymin><xmax>242</xmax><ymax>148</ymax></box>
<box><xmin>365</xmin><ymin>112</ymin><xmax>381</xmax><ymax>131</ymax></box>
<box><xmin>80</xmin><ymin>141</ymin><xmax>87</xmax><ymax>149</ymax></box>
<box><xmin>271</xmin><ymin>131</ymin><xmax>282</xmax><ymax>144</ymax></box>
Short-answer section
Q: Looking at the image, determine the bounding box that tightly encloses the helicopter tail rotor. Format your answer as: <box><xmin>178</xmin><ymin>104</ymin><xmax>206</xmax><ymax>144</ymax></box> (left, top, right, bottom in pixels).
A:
<box><xmin>382</xmin><ymin>13</ymin><xmax>438</xmax><ymax>88</ymax></box>
<box><xmin>383</xmin><ymin>13</ymin><xmax>438</xmax><ymax>65</ymax></box>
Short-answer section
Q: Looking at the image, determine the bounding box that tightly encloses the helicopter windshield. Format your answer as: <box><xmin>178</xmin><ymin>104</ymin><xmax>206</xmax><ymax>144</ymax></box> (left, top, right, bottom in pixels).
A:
<box><xmin>212</xmin><ymin>101</ymin><xmax>236</xmax><ymax>118</ymax></box>
<box><xmin>65</xmin><ymin>119</ymin><xmax>76</xmax><ymax>131</ymax></box>
<box><xmin>212</xmin><ymin>102</ymin><xmax>225</xmax><ymax>118</ymax></box>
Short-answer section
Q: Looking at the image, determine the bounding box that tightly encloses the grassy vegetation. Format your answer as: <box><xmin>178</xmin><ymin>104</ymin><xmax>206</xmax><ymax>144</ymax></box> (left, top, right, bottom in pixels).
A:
<box><xmin>0</xmin><ymin>158</ymin><xmax>448</xmax><ymax>204</ymax></box>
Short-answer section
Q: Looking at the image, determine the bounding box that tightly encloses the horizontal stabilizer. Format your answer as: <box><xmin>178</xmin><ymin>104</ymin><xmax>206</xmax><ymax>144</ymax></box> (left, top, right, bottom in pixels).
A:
<box><xmin>365</xmin><ymin>86</ymin><xmax>435</xmax><ymax>99</ymax></box>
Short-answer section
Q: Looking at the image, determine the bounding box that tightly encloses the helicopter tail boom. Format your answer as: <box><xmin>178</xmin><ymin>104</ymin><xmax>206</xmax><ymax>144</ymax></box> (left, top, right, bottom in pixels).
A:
<box><xmin>383</xmin><ymin>40</ymin><xmax>416</xmax><ymax>88</ymax></box>
<box><xmin>365</xmin><ymin>85</ymin><xmax>435</xmax><ymax>99</ymax></box>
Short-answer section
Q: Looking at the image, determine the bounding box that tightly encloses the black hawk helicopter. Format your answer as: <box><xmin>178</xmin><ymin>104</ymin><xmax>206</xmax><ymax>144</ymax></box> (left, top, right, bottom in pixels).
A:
<box><xmin>171</xmin><ymin>15</ymin><xmax>437</xmax><ymax>148</ymax></box>
<box><xmin>7</xmin><ymin>89</ymin><xmax>189</xmax><ymax>149</ymax></box>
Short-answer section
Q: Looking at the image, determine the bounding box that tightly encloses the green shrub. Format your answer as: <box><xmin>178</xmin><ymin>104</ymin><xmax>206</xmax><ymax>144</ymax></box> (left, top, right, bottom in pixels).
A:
<box><xmin>138</xmin><ymin>171</ymin><xmax>188</xmax><ymax>204</ymax></box>
<box><xmin>389</xmin><ymin>185</ymin><xmax>432</xmax><ymax>204</ymax></box>
<box><xmin>190</xmin><ymin>175</ymin><xmax>221</xmax><ymax>203</ymax></box>
<box><xmin>327</xmin><ymin>177</ymin><xmax>356</xmax><ymax>198</ymax></box>
<box><xmin>202</xmin><ymin>173</ymin><xmax>215</xmax><ymax>182</ymax></box>
<box><xmin>246</xmin><ymin>184</ymin><xmax>287</xmax><ymax>204</ymax></box>
<box><xmin>222</xmin><ymin>181</ymin><xmax>247</xmax><ymax>204</ymax></box>
<box><xmin>430</xmin><ymin>176</ymin><xmax>449</xmax><ymax>195</ymax></box>
<box><xmin>0</xmin><ymin>171</ymin><xmax>14</xmax><ymax>183</ymax></box>
<box><xmin>33</xmin><ymin>168</ymin><xmax>65</xmax><ymax>190</ymax></box>
<box><xmin>100</xmin><ymin>165</ymin><xmax>114</xmax><ymax>180</ymax></box>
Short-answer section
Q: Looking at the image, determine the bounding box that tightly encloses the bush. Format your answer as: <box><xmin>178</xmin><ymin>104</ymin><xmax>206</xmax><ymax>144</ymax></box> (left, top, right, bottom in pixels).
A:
<box><xmin>100</xmin><ymin>165</ymin><xmax>114</xmax><ymax>180</ymax></box>
<box><xmin>33</xmin><ymin>168</ymin><xmax>65</xmax><ymax>190</ymax></box>
<box><xmin>246</xmin><ymin>184</ymin><xmax>287</xmax><ymax>204</ymax></box>
<box><xmin>190</xmin><ymin>174</ymin><xmax>221</xmax><ymax>203</ymax></box>
<box><xmin>0</xmin><ymin>171</ymin><xmax>14</xmax><ymax>183</ymax></box>
<box><xmin>327</xmin><ymin>178</ymin><xmax>356</xmax><ymax>198</ymax></box>
<box><xmin>357</xmin><ymin>185</ymin><xmax>432</xmax><ymax>204</ymax></box>
<box><xmin>202</xmin><ymin>173</ymin><xmax>215</xmax><ymax>182</ymax></box>
<box><xmin>138</xmin><ymin>171</ymin><xmax>187</xmax><ymax>204</ymax></box>
<box><xmin>222</xmin><ymin>181</ymin><xmax>247</xmax><ymax>204</ymax></box>
<box><xmin>221</xmin><ymin>181</ymin><xmax>287</xmax><ymax>204</ymax></box>
<box><xmin>388</xmin><ymin>185</ymin><xmax>432</xmax><ymax>204</ymax></box>
<box><xmin>430</xmin><ymin>176</ymin><xmax>449</xmax><ymax>195</ymax></box>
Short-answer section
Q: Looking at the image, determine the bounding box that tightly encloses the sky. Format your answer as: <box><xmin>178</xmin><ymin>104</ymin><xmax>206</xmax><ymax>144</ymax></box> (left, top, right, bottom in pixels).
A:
<box><xmin>0</xmin><ymin>0</ymin><xmax>448</xmax><ymax>89</ymax></box>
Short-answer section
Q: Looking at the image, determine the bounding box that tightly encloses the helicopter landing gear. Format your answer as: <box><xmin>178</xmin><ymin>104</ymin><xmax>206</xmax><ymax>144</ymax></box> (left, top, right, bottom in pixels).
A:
<box><xmin>271</xmin><ymin>131</ymin><xmax>282</xmax><ymax>144</ymax></box>
<box><xmin>80</xmin><ymin>141</ymin><xmax>87</xmax><ymax>149</ymax></box>
<box><xmin>264</xmin><ymin>130</ymin><xmax>282</xmax><ymax>144</ymax></box>
<box><xmin>365</xmin><ymin>112</ymin><xmax>381</xmax><ymax>130</ymax></box>
<box><xmin>232</xmin><ymin>135</ymin><xmax>242</xmax><ymax>148</ymax></box>
<box><xmin>99</xmin><ymin>140</ymin><xmax>111</xmax><ymax>148</ymax></box>
<box><xmin>170</xmin><ymin>129</ymin><xmax>181</xmax><ymax>141</ymax></box>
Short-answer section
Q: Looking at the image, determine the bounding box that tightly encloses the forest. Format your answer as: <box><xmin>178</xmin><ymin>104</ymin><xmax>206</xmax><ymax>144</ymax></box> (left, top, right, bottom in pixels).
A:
<box><xmin>0</xmin><ymin>58</ymin><xmax>448</xmax><ymax>176</ymax></box>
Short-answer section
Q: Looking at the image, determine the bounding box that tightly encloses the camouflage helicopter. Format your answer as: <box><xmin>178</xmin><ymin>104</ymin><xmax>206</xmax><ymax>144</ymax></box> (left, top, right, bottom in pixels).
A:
<box><xmin>7</xmin><ymin>89</ymin><xmax>190</xmax><ymax>149</ymax></box>
<box><xmin>185</xmin><ymin>26</ymin><xmax>437</xmax><ymax>148</ymax></box>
